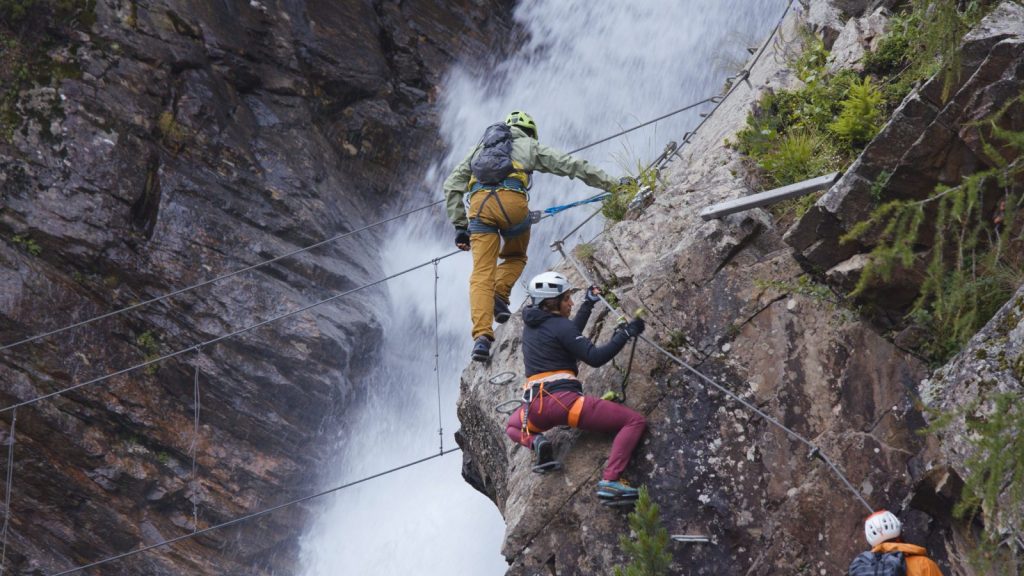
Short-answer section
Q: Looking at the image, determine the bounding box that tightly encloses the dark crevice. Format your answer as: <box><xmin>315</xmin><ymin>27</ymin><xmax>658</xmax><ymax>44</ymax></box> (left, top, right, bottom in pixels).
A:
<box><xmin>130</xmin><ymin>152</ymin><xmax>161</xmax><ymax>240</ymax></box>
<box><xmin>708</xmin><ymin>221</ymin><xmax>765</xmax><ymax>281</ymax></box>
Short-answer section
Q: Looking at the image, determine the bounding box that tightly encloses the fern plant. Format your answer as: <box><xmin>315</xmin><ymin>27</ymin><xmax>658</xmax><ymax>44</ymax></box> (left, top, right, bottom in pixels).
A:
<box><xmin>613</xmin><ymin>486</ymin><xmax>672</xmax><ymax>576</ymax></box>
<box><xmin>829</xmin><ymin>77</ymin><xmax>884</xmax><ymax>146</ymax></box>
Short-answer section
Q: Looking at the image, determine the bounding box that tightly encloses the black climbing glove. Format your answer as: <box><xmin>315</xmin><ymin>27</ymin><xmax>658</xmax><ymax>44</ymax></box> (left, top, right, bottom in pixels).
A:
<box><xmin>454</xmin><ymin>227</ymin><xmax>471</xmax><ymax>251</ymax></box>
<box><xmin>586</xmin><ymin>285</ymin><xmax>602</xmax><ymax>302</ymax></box>
<box><xmin>616</xmin><ymin>318</ymin><xmax>645</xmax><ymax>339</ymax></box>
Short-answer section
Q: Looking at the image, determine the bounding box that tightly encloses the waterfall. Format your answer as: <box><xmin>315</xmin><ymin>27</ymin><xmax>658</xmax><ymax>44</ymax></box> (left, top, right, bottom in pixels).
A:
<box><xmin>300</xmin><ymin>1</ymin><xmax>789</xmax><ymax>573</ymax></box>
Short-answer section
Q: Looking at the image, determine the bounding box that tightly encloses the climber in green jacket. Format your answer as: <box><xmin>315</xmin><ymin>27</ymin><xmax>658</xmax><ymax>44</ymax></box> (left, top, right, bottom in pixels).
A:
<box><xmin>443</xmin><ymin>110</ymin><xmax>621</xmax><ymax>362</ymax></box>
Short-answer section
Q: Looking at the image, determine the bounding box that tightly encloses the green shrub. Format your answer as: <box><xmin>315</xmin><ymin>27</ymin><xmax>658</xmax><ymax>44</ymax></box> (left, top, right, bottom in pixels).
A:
<box><xmin>0</xmin><ymin>0</ymin><xmax>36</xmax><ymax>24</ymax></box>
<box><xmin>603</xmin><ymin>165</ymin><xmax>658</xmax><ymax>222</ymax></box>
<box><xmin>136</xmin><ymin>330</ymin><xmax>162</xmax><ymax>374</ymax></box>
<box><xmin>575</xmin><ymin>242</ymin><xmax>596</xmax><ymax>263</ymax></box>
<box><xmin>11</xmin><ymin>234</ymin><xmax>42</xmax><ymax>256</ymax></box>
<box><xmin>731</xmin><ymin>31</ymin><xmax>859</xmax><ymax>192</ymax></box>
<box><xmin>863</xmin><ymin>1</ymin><xmax>1001</xmax><ymax>104</ymax></box>
<box><xmin>829</xmin><ymin>77</ymin><xmax>884</xmax><ymax>146</ymax></box>
<box><xmin>613</xmin><ymin>486</ymin><xmax>672</xmax><ymax>576</ymax></box>
<box><xmin>759</xmin><ymin>129</ymin><xmax>836</xmax><ymax>187</ymax></box>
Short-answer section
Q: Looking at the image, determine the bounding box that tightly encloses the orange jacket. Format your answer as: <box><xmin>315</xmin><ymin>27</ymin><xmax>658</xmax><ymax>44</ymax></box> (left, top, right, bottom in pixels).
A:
<box><xmin>871</xmin><ymin>542</ymin><xmax>943</xmax><ymax>576</ymax></box>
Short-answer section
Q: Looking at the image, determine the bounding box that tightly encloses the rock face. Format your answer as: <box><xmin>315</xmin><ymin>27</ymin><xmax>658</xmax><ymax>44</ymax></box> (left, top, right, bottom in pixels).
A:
<box><xmin>919</xmin><ymin>285</ymin><xmax>1024</xmax><ymax>565</ymax></box>
<box><xmin>786</xmin><ymin>2</ymin><xmax>1024</xmax><ymax>321</ymax></box>
<box><xmin>457</xmin><ymin>12</ymin><xmax>950</xmax><ymax>575</ymax></box>
<box><xmin>0</xmin><ymin>0</ymin><xmax>512</xmax><ymax>574</ymax></box>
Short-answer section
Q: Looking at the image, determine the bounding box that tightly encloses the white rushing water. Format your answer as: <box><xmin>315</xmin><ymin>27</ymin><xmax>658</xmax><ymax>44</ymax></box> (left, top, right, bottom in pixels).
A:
<box><xmin>300</xmin><ymin>1</ymin><xmax>789</xmax><ymax>574</ymax></box>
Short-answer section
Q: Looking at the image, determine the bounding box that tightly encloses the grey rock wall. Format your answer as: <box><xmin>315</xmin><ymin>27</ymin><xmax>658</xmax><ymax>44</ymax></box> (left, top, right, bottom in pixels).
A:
<box><xmin>0</xmin><ymin>0</ymin><xmax>513</xmax><ymax>573</ymax></box>
<box><xmin>785</xmin><ymin>2</ymin><xmax>1024</xmax><ymax>324</ymax></box>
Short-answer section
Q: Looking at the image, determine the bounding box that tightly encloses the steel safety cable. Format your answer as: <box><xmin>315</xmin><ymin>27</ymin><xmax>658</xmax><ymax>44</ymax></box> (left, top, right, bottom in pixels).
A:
<box><xmin>552</xmin><ymin>241</ymin><xmax>873</xmax><ymax>513</ymax></box>
<box><xmin>0</xmin><ymin>201</ymin><xmax>445</xmax><ymax>353</ymax></box>
<box><xmin>566</xmin><ymin>97</ymin><xmax>717</xmax><ymax>155</ymax></box>
<box><xmin>49</xmin><ymin>447</ymin><xmax>463</xmax><ymax>576</ymax></box>
<box><xmin>189</xmin><ymin>347</ymin><xmax>202</xmax><ymax>532</ymax></box>
<box><xmin>0</xmin><ymin>410</ymin><xmax>16</xmax><ymax>576</ymax></box>
<box><xmin>432</xmin><ymin>259</ymin><xmax>444</xmax><ymax>454</ymax></box>
<box><xmin>3</xmin><ymin>95</ymin><xmax>727</xmax><ymax>356</ymax></box>
<box><xmin>673</xmin><ymin>0</ymin><xmax>795</xmax><ymax>154</ymax></box>
<box><xmin>0</xmin><ymin>250</ymin><xmax>462</xmax><ymax>415</ymax></box>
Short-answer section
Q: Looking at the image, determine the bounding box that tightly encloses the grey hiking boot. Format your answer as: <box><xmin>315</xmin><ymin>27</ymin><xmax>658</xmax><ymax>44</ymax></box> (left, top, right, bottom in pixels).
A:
<box><xmin>531</xmin><ymin>434</ymin><xmax>560</xmax><ymax>473</ymax></box>
<box><xmin>471</xmin><ymin>336</ymin><xmax>491</xmax><ymax>362</ymax></box>
<box><xmin>494</xmin><ymin>295</ymin><xmax>511</xmax><ymax>324</ymax></box>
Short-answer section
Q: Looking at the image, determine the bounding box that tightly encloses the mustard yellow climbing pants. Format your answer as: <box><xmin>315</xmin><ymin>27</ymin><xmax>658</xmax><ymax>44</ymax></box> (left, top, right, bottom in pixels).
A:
<box><xmin>468</xmin><ymin>188</ymin><xmax>530</xmax><ymax>340</ymax></box>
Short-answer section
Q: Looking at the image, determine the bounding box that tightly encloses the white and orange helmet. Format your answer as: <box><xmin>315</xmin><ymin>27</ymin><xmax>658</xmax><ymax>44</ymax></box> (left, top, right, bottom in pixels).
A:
<box><xmin>864</xmin><ymin>510</ymin><xmax>902</xmax><ymax>547</ymax></box>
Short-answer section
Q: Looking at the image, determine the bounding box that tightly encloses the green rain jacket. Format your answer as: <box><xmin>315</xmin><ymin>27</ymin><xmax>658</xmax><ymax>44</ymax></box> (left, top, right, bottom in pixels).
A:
<box><xmin>443</xmin><ymin>126</ymin><xmax>618</xmax><ymax>229</ymax></box>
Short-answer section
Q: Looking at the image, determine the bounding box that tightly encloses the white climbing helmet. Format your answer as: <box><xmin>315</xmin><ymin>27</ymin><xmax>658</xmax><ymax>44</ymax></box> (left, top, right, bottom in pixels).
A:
<box><xmin>528</xmin><ymin>271</ymin><xmax>574</xmax><ymax>303</ymax></box>
<box><xmin>864</xmin><ymin>510</ymin><xmax>902</xmax><ymax>547</ymax></box>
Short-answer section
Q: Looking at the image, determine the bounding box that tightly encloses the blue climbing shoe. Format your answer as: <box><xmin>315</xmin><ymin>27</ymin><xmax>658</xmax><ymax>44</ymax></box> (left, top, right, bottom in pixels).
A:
<box><xmin>596</xmin><ymin>479</ymin><xmax>638</xmax><ymax>500</ymax></box>
<box><xmin>471</xmin><ymin>336</ymin><xmax>492</xmax><ymax>362</ymax></box>
<box><xmin>531</xmin><ymin>434</ymin><xmax>561</xmax><ymax>473</ymax></box>
<box><xmin>494</xmin><ymin>295</ymin><xmax>511</xmax><ymax>324</ymax></box>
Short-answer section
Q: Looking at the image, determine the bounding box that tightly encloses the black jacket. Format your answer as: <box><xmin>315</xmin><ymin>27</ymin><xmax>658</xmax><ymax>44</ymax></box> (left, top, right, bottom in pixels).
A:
<box><xmin>521</xmin><ymin>298</ymin><xmax>630</xmax><ymax>394</ymax></box>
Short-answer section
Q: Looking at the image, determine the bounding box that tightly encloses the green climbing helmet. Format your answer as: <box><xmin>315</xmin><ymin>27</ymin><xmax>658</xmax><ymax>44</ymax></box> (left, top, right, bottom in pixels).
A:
<box><xmin>505</xmin><ymin>110</ymin><xmax>538</xmax><ymax>140</ymax></box>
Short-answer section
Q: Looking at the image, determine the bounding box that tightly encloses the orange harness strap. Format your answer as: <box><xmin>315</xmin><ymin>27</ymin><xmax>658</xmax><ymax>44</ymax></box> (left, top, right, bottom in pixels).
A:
<box><xmin>519</xmin><ymin>390</ymin><xmax>585</xmax><ymax>437</ymax></box>
<box><xmin>567</xmin><ymin>396</ymin><xmax>585</xmax><ymax>428</ymax></box>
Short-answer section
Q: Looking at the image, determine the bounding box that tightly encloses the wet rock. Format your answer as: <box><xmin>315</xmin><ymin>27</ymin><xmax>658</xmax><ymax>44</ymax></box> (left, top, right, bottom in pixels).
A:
<box><xmin>807</xmin><ymin>0</ymin><xmax>845</xmax><ymax>49</ymax></box>
<box><xmin>827</xmin><ymin>7</ymin><xmax>890</xmax><ymax>73</ymax></box>
<box><xmin>0</xmin><ymin>0</ymin><xmax>515</xmax><ymax>574</ymax></box>
<box><xmin>918</xmin><ymin>285</ymin><xmax>1024</xmax><ymax>557</ymax></box>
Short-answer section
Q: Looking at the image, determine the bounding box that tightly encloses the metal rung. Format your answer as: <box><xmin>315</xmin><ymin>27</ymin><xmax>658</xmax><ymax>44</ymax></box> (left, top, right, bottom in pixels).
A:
<box><xmin>494</xmin><ymin>399</ymin><xmax>524</xmax><ymax>414</ymax></box>
<box><xmin>489</xmin><ymin>371</ymin><xmax>517</xmax><ymax>386</ymax></box>
<box><xmin>699</xmin><ymin>172</ymin><xmax>841</xmax><ymax>221</ymax></box>
<box><xmin>671</xmin><ymin>534</ymin><xmax>711</xmax><ymax>543</ymax></box>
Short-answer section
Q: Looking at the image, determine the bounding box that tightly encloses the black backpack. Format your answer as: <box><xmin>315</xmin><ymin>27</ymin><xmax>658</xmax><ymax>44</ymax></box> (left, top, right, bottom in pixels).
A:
<box><xmin>847</xmin><ymin>551</ymin><xmax>906</xmax><ymax>576</ymax></box>
<box><xmin>470</xmin><ymin>123</ymin><xmax>515</xmax><ymax>185</ymax></box>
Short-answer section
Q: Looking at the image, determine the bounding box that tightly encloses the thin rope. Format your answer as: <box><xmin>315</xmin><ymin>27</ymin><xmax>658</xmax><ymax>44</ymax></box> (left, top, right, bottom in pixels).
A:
<box><xmin>541</xmin><ymin>193</ymin><xmax>611</xmax><ymax>218</ymax></box>
<box><xmin>50</xmin><ymin>447</ymin><xmax>462</xmax><ymax>576</ymax></box>
<box><xmin>432</xmin><ymin>259</ymin><xmax>444</xmax><ymax>454</ymax></box>
<box><xmin>0</xmin><ymin>250</ymin><xmax>461</xmax><ymax>415</ymax></box>
<box><xmin>552</xmin><ymin>242</ymin><xmax>873</xmax><ymax>513</ymax></box>
<box><xmin>0</xmin><ymin>201</ymin><xmax>444</xmax><ymax>353</ymax></box>
<box><xmin>189</xmin><ymin>347</ymin><xmax>201</xmax><ymax>532</ymax></box>
<box><xmin>0</xmin><ymin>410</ymin><xmax>16</xmax><ymax>576</ymax></box>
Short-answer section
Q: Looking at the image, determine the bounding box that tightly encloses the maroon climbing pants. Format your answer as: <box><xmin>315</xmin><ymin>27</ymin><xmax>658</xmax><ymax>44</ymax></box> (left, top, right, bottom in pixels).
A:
<box><xmin>505</xmin><ymin>390</ymin><xmax>646</xmax><ymax>481</ymax></box>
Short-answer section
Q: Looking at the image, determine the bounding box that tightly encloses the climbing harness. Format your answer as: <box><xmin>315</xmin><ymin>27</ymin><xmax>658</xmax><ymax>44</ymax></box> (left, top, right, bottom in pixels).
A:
<box><xmin>466</xmin><ymin>178</ymin><xmax>533</xmax><ymax>237</ymax></box>
<box><xmin>517</xmin><ymin>371</ymin><xmax>585</xmax><ymax>440</ymax></box>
